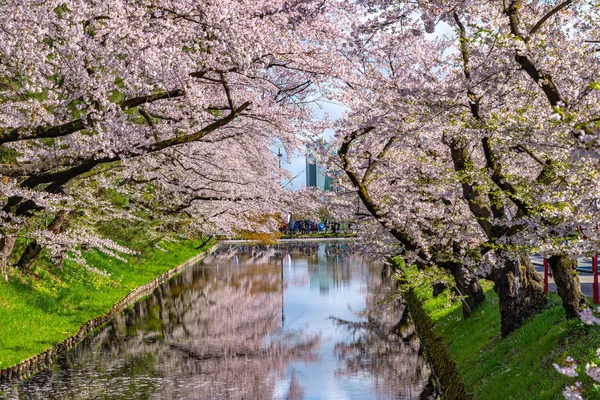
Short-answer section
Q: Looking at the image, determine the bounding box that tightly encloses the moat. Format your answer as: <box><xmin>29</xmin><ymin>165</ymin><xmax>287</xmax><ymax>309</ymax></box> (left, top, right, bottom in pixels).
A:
<box><xmin>1</xmin><ymin>241</ymin><xmax>434</xmax><ymax>399</ymax></box>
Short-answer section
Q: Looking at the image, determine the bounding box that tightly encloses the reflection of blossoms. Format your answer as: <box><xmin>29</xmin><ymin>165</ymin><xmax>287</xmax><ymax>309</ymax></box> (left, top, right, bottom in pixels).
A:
<box><xmin>5</xmin><ymin>249</ymin><xmax>321</xmax><ymax>399</ymax></box>
<box><xmin>286</xmin><ymin>370</ymin><xmax>305</xmax><ymax>400</ymax></box>
<box><xmin>331</xmin><ymin>269</ymin><xmax>431</xmax><ymax>398</ymax></box>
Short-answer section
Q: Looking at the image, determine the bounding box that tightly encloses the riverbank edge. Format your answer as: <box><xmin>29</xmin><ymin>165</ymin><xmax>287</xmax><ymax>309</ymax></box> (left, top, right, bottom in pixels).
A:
<box><xmin>391</xmin><ymin>257</ymin><xmax>471</xmax><ymax>400</ymax></box>
<box><xmin>220</xmin><ymin>237</ymin><xmax>356</xmax><ymax>244</ymax></box>
<box><xmin>0</xmin><ymin>243</ymin><xmax>219</xmax><ymax>382</ymax></box>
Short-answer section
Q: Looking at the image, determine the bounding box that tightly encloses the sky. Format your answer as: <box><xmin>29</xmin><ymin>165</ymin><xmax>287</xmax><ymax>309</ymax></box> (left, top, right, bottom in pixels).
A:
<box><xmin>280</xmin><ymin>100</ymin><xmax>348</xmax><ymax>190</ymax></box>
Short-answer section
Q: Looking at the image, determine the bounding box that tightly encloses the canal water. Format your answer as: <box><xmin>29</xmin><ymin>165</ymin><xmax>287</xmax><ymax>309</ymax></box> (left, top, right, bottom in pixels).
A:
<box><xmin>1</xmin><ymin>241</ymin><xmax>434</xmax><ymax>399</ymax></box>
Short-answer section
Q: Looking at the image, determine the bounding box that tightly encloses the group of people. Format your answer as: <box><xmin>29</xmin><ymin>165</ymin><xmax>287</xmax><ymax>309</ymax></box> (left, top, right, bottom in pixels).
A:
<box><xmin>283</xmin><ymin>220</ymin><xmax>352</xmax><ymax>234</ymax></box>
<box><xmin>286</xmin><ymin>220</ymin><xmax>325</xmax><ymax>234</ymax></box>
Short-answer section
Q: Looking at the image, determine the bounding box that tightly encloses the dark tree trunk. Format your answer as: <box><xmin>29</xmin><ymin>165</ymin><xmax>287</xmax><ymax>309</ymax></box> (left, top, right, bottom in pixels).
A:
<box><xmin>18</xmin><ymin>210</ymin><xmax>69</xmax><ymax>273</ymax></box>
<box><xmin>491</xmin><ymin>254</ymin><xmax>546</xmax><ymax>337</ymax></box>
<box><xmin>548</xmin><ymin>254</ymin><xmax>587</xmax><ymax>319</ymax></box>
<box><xmin>18</xmin><ymin>241</ymin><xmax>43</xmax><ymax>273</ymax></box>
<box><xmin>440</xmin><ymin>260</ymin><xmax>486</xmax><ymax>318</ymax></box>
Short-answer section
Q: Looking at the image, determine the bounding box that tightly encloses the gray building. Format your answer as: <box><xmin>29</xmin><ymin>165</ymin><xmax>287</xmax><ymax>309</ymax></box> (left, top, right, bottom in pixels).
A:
<box><xmin>306</xmin><ymin>156</ymin><xmax>333</xmax><ymax>191</ymax></box>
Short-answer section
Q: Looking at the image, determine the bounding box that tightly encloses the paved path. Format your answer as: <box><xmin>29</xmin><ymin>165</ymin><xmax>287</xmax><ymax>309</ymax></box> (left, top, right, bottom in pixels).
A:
<box><xmin>531</xmin><ymin>255</ymin><xmax>596</xmax><ymax>298</ymax></box>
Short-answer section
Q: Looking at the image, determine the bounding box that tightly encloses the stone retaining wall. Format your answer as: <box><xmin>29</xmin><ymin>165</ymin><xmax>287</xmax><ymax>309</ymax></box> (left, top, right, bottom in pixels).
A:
<box><xmin>0</xmin><ymin>244</ymin><xmax>218</xmax><ymax>382</ymax></box>
<box><xmin>404</xmin><ymin>288</ymin><xmax>471</xmax><ymax>400</ymax></box>
<box><xmin>390</xmin><ymin>257</ymin><xmax>471</xmax><ymax>400</ymax></box>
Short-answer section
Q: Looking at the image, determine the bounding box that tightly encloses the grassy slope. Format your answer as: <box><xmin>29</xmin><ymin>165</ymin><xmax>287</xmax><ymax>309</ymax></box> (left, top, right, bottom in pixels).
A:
<box><xmin>409</xmin><ymin>268</ymin><xmax>600</xmax><ymax>399</ymax></box>
<box><xmin>0</xmin><ymin>239</ymin><xmax>210</xmax><ymax>369</ymax></box>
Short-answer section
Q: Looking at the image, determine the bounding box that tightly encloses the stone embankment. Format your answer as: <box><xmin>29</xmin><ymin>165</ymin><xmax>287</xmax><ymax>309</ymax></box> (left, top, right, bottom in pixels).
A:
<box><xmin>391</xmin><ymin>257</ymin><xmax>471</xmax><ymax>400</ymax></box>
<box><xmin>0</xmin><ymin>244</ymin><xmax>218</xmax><ymax>382</ymax></box>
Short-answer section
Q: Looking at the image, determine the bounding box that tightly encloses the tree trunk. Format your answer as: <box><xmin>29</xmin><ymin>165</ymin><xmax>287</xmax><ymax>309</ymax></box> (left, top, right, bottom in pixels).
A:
<box><xmin>18</xmin><ymin>241</ymin><xmax>43</xmax><ymax>273</ymax></box>
<box><xmin>441</xmin><ymin>260</ymin><xmax>486</xmax><ymax>318</ymax></box>
<box><xmin>491</xmin><ymin>254</ymin><xmax>546</xmax><ymax>337</ymax></box>
<box><xmin>18</xmin><ymin>210</ymin><xmax>69</xmax><ymax>273</ymax></box>
<box><xmin>548</xmin><ymin>254</ymin><xmax>587</xmax><ymax>319</ymax></box>
<box><xmin>0</xmin><ymin>235</ymin><xmax>17</xmax><ymax>281</ymax></box>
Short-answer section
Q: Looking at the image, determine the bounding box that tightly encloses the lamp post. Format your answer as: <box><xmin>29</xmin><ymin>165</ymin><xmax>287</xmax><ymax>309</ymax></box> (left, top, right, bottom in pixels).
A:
<box><xmin>278</xmin><ymin>147</ymin><xmax>282</xmax><ymax>169</ymax></box>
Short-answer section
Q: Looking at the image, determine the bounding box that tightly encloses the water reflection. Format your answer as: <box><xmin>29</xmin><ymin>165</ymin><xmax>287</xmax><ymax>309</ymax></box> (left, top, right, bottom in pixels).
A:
<box><xmin>1</xmin><ymin>241</ymin><xmax>434</xmax><ymax>399</ymax></box>
<box><xmin>331</xmin><ymin>272</ymin><xmax>431</xmax><ymax>399</ymax></box>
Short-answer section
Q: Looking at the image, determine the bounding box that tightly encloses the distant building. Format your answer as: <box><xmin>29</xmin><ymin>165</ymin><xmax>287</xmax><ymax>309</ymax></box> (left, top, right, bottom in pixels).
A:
<box><xmin>306</xmin><ymin>155</ymin><xmax>333</xmax><ymax>191</ymax></box>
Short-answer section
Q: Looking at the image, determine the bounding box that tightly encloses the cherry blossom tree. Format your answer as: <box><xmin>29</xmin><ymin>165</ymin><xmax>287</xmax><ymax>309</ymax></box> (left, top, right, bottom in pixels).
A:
<box><xmin>330</xmin><ymin>6</ymin><xmax>490</xmax><ymax>319</ymax></box>
<box><xmin>331</xmin><ymin>0</ymin><xmax>600</xmax><ymax>334</ymax></box>
<box><xmin>0</xmin><ymin>0</ymin><xmax>352</xmax><ymax>277</ymax></box>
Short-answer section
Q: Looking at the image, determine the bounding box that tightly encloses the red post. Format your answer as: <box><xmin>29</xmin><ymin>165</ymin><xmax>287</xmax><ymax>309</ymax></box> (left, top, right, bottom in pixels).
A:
<box><xmin>543</xmin><ymin>258</ymin><xmax>549</xmax><ymax>295</ymax></box>
<box><xmin>593</xmin><ymin>252</ymin><xmax>599</xmax><ymax>304</ymax></box>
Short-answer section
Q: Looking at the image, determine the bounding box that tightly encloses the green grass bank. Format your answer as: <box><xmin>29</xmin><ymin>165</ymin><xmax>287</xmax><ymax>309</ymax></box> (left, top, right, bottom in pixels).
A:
<box><xmin>394</xmin><ymin>259</ymin><xmax>600</xmax><ymax>400</ymax></box>
<box><xmin>0</xmin><ymin>238</ymin><xmax>212</xmax><ymax>370</ymax></box>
